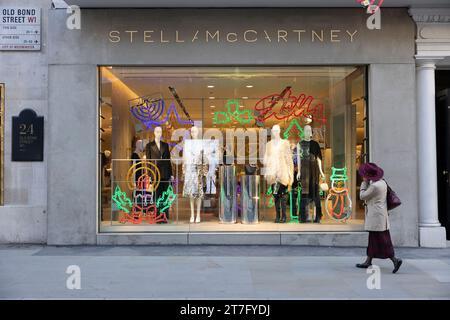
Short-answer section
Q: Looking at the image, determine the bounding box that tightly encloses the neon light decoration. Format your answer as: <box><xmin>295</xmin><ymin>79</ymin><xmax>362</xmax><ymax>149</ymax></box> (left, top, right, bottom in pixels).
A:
<box><xmin>112</xmin><ymin>185</ymin><xmax>133</xmax><ymax>213</ymax></box>
<box><xmin>213</xmin><ymin>99</ymin><xmax>254</xmax><ymax>125</ymax></box>
<box><xmin>357</xmin><ymin>0</ymin><xmax>383</xmax><ymax>12</ymax></box>
<box><xmin>130</xmin><ymin>99</ymin><xmax>194</xmax><ymax>129</ymax></box>
<box><xmin>289</xmin><ymin>185</ymin><xmax>302</xmax><ymax>222</ymax></box>
<box><xmin>325</xmin><ymin>167</ymin><xmax>352</xmax><ymax>222</ymax></box>
<box><xmin>254</xmin><ymin>88</ymin><xmax>326</xmax><ymax>124</ymax></box>
<box><xmin>265</xmin><ymin>185</ymin><xmax>274</xmax><ymax>208</ymax></box>
<box><xmin>126</xmin><ymin>160</ymin><xmax>161</xmax><ymax>191</ymax></box>
<box><xmin>283</xmin><ymin>119</ymin><xmax>304</xmax><ymax>140</ymax></box>
<box><xmin>119</xmin><ymin>203</ymin><xmax>168</xmax><ymax>225</ymax></box>
<box><xmin>156</xmin><ymin>185</ymin><xmax>177</xmax><ymax>213</ymax></box>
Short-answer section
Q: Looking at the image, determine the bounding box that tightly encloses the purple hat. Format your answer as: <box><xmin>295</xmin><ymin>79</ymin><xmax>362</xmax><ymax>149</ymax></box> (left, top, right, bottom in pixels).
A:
<box><xmin>358</xmin><ymin>163</ymin><xmax>384</xmax><ymax>181</ymax></box>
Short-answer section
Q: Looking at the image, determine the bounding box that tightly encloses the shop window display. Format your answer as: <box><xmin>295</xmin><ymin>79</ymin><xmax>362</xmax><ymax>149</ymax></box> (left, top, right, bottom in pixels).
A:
<box><xmin>99</xmin><ymin>66</ymin><xmax>367</xmax><ymax>232</ymax></box>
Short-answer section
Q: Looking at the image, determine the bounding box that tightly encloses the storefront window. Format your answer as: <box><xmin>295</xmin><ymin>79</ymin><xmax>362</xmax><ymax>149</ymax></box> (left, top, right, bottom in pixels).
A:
<box><xmin>99</xmin><ymin>66</ymin><xmax>367</xmax><ymax>232</ymax></box>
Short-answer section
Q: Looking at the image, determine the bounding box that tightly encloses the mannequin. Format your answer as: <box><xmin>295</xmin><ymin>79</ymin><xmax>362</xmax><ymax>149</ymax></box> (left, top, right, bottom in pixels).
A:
<box><xmin>146</xmin><ymin>126</ymin><xmax>174</xmax><ymax>222</ymax></box>
<box><xmin>290</xmin><ymin>138</ymin><xmax>300</xmax><ymax>217</ymax></box>
<box><xmin>205</xmin><ymin>141</ymin><xmax>219</xmax><ymax>194</ymax></box>
<box><xmin>101</xmin><ymin>150</ymin><xmax>112</xmax><ymax>187</ymax></box>
<box><xmin>297</xmin><ymin>124</ymin><xmax>325</xmax><ymax>223</ymax></box>
<box><xmin>182</xmin><ymin>126</ymin><xmax>207</xmax><ymax>223</ymax></box>
<box><xmin>263</xmin><ymin>125</ymin><xmax>294</xmax><ymax>223</ymax></box>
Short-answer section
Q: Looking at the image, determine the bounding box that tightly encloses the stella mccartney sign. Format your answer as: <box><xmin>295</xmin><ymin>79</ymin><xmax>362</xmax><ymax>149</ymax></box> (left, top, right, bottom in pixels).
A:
<box><xmin>108</xmin><ymin>29</ymin><xmax>359</xmax><ymax>44</ymax></box>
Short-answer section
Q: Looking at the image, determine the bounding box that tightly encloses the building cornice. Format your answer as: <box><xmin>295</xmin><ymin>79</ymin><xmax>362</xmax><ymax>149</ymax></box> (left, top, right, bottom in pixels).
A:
<box><xmin>409</xmin><ymin>9</ymin><xmax>450</xmax><ymax>61</ymax></box>
<box><xmin>409</xmin><ymin>8</ymin><xmax>450</xmax><ymax>23</ymax></box>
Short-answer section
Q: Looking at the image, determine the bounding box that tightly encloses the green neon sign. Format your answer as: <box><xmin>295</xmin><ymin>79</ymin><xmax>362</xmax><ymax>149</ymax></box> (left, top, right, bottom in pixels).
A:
<box><xmin>112</xmin><ymin>185</ymin><xmax>133</xmax><ymax>213</ymax></box>
<box><xmin>283</xmin><ymin>118</ymin><xmax>304</xmax><ymax>140</ymax></box>
<box><xmin>213</xmin><ymin>99</ymin><xmax>254</xmax><ymax>125</ymax></box>
<box><xmin>330</xmin><ymin>167</ymin><xmax>348</xmax><ymax>182</ymax></box>
<box><xmin>156</xmin><ymin>185</ymin><xmax>177</xmax><ymax>213</ymax></box>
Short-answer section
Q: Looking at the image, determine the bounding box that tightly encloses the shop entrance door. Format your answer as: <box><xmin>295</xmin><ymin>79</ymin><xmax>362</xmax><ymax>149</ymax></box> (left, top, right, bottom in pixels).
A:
<box><xmin>436</xmin><ymin>88</ymin><xmax>450</xmax><ymax>240</ymax></box>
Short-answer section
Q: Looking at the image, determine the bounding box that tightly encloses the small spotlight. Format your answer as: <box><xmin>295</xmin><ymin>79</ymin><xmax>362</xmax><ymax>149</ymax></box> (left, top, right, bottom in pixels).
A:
<box><xmin>246</xmin><ymin>85</ymin><xmax>253</xmax><ymax>88</ymax></box>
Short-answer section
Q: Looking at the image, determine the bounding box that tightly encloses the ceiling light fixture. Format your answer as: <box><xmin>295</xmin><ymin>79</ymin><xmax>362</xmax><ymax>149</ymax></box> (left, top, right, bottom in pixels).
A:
<box><xmin>209</xmin><ymin>97</ymin><xmax>215</xmax><ymax>100</ymax></box>
<box><xmin>210</xmin><ymin>105</ymin><xmax>216</xmax><ymax>108</ymax></box>
<box><xmin>207</xmin><ymin>85</ymin><xmax>215</xmax><ymax>88</ymax></box>
<box><xmin>242</xmin><ymin>96</ymin><xmax>248</xmax><ymax>100</ymax></box>
<box><xmin>246</xmin><ymin>85</ymin><xmax>253</xmax><ymax>88</ymax></box>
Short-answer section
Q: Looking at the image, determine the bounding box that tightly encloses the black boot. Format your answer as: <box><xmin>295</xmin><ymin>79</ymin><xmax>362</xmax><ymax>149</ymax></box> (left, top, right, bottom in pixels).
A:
<box><xmin>356</xmin><ymin>257</ymin><xmax>372</xmax><ymax>268</ymax></box>
<box><xmin>274</xmin><ymin>210</ymin><xmax>280</xmax><ymax>223</ymax></box>
<box><xmin>392</xmin><ymin>257</ymin><xmax>403</xmax><ymax>274</ymax></box>
<box><xmin>314</xmin><ymin>214</ymin><xmax>322</xmax><ymax>223</ymax></box>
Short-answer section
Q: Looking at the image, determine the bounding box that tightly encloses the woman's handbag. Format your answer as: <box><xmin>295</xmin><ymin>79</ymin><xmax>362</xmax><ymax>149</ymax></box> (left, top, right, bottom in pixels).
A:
<box><xmin>319</xmin><ymin>177</ymin><xmax>329</xmax><ymax>192</ymax></box>
<box><xmin>384</xmin><ymin>180</ymin><xmax>401</xmax><ymax>211</ymax></box>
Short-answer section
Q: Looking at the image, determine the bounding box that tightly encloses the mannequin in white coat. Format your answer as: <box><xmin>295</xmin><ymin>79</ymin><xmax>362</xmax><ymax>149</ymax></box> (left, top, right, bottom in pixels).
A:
<box><xmin>264</xmin><ymin>125</ymin><xmax>294</xmax><ymax>223</ymax></box>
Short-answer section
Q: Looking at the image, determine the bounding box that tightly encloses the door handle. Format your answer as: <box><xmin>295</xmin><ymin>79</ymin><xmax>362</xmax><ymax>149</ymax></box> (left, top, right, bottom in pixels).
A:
<box><xmin>443</xmin><ymin>170</ymin><xmax>449</xmax><ymax>186</ymax></box>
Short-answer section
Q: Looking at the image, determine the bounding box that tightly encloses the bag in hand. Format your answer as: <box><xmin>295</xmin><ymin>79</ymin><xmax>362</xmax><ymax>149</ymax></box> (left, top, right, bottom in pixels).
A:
<box><xmin>384</xmin><ymin>180</ymin><xmax>401</xmax><ymax>211</ymax></box>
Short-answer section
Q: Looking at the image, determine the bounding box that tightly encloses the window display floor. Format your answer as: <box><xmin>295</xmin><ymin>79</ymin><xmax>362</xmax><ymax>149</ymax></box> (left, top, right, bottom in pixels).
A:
<box><xmin>100</xmin><ymin>219</ymin><xmax>364</xmax><ymax>233</ymax></box>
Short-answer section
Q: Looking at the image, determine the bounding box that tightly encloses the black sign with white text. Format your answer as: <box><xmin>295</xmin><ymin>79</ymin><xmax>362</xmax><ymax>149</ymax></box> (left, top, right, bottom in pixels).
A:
<box><xmin>12</xmin><ymin>109</ymin><xmax>44</xmax><ymax>161</ymax></box>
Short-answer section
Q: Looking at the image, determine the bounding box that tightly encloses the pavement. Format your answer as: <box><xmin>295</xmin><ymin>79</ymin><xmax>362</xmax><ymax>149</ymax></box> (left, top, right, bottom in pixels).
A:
<box><xmin>0</xmin><ymin>244</ymin><xmax>449</xmax><ymax>299</ymax></box>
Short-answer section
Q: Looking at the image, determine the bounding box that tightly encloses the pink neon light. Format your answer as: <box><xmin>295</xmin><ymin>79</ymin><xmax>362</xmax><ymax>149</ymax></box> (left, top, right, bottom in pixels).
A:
<box><xmin>356</xmin><ymin>0</ymin><xmax>384</xmax><ymax>13</ymax></box>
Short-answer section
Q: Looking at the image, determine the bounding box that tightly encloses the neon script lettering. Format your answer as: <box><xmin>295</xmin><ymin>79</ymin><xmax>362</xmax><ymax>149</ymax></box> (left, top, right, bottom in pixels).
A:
<box><xmin>254</xmin><ymin>88</ymin><xmax>326</xmax><ymax>124</ymax></box>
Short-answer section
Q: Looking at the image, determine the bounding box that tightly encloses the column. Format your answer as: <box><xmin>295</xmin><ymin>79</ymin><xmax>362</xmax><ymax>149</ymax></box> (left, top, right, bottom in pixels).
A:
<box><xmin>416</xmin><ymin>61</ymin><xmax>446</xmax><ymax>247</ymax></box>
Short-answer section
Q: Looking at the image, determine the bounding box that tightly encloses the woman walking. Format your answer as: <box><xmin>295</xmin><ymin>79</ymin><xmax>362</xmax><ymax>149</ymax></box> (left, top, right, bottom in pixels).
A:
<box><xmin>356</xmin><ymin>163</ymin><xmax>402</xmax><ymax>273</ymax></box>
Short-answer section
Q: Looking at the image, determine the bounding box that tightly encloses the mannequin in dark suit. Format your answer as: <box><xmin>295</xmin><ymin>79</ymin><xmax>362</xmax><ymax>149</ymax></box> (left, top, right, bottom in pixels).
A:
<box><xmin>146</xmin><ymin>126</ymin><xmax>173</xmax><ymax>220</ymax></box>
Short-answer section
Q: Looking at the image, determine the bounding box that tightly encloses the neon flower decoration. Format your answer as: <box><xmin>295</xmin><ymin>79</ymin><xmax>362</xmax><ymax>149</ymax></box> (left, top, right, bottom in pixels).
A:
<box><xmin>325</xmin><ymin>167</ymin><xmax>352</xmax><ymax>222</ymax></box>
<box><xmin>112</xmin><ymin>185</ymin><xmax>133</xmax><ymax>213</ymax></box>
<box><xmin>283</xmin><ymin>118</ymin><xmax>305</xmax><ymax>140</ymax></box>
<box><xmin>213</xmin><ymin>99</ymin><xmax>254</xmax><ymax>125</ymax></box>
<box><xmin>356</xmin><ymin>0</ymin><xmax>384</xmax><ymax>12</ymax></box>
<box><xmin>156</xmin><ymin>184</ymin><xmax>177</xmax><ymax>213</ymax></box>
<box><xmin>130</xmin><ymin>99</ymin><xmax>194</xmax><ymax>129</ymax></box>
<box><xmin>254</xmin><ymin>88</ymin><xmax>326</xmax><ymax>124</ymax></box>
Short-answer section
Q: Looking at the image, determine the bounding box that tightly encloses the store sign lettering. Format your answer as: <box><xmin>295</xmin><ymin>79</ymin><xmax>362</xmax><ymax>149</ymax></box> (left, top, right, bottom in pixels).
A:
<box><xmin>108</xmin><ymin>29</ymin><xmax>358</xmax><ymax>44</ymax></box>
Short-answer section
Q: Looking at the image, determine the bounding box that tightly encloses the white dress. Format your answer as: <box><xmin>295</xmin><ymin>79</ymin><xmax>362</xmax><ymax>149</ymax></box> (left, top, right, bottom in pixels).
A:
<box><xmin>182</xmin><ymin>140</ymin><xmax>208</xmax><ymax>199</ymax></box>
